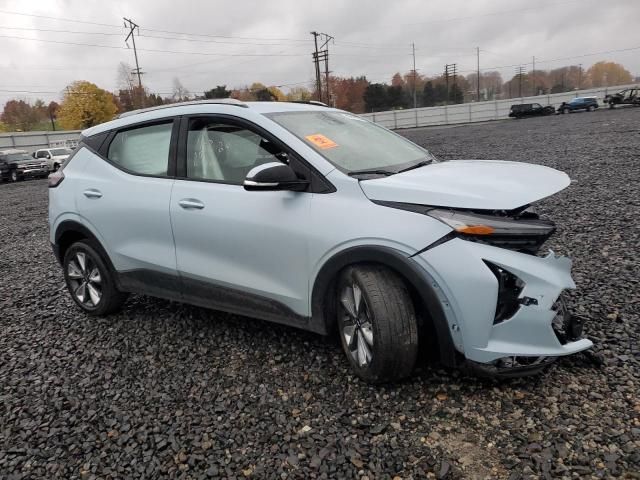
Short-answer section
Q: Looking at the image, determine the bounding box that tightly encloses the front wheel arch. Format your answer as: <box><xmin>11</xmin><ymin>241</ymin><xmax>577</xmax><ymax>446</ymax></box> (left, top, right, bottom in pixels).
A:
<box><xmin>310</xmin><ymin>246</ymin><xmax>458</xmax><ymax>367</ymax></box>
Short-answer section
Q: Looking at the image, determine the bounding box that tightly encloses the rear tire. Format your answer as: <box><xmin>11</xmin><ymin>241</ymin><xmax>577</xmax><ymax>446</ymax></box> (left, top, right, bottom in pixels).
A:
<box><xmin>587</xmin><ymin>105</ymin><xmax>594</xmax><ymax>112</ymax></box>
<box><xmin>337</xmin><ymin>265</ymin><xmax>418</xmax><ymax>383</ymax></box>
<box><xmin>10</xmin><ymin>170</ymin><xmax>18</xmax><ymax>182</ymax></box>
<box><xmin>63</xmin><ymin>240</ymin><xmax>128</xmax><ymax>316</ymax></box>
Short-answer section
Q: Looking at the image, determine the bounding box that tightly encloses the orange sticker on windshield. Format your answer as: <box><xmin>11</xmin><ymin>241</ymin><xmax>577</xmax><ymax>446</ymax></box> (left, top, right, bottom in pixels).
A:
<box><xmin>305</xmin><ymin>133</ymin><xmax>338</xmax><ymax>150</ymax></box>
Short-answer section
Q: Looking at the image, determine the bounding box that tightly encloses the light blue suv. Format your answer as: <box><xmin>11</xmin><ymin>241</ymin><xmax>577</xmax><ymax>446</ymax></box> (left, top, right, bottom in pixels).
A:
<box><xmin>48</xmin><ymin>100</ymin><xmax>592</xmax><ymax>382</ymax></box>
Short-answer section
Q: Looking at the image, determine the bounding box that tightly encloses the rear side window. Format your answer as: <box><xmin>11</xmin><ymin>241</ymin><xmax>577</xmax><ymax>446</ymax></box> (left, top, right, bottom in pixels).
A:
<box><xmin>107</xmin><ymin>122</ymin><xmax>173</xmax><ymax>176</ymax></box>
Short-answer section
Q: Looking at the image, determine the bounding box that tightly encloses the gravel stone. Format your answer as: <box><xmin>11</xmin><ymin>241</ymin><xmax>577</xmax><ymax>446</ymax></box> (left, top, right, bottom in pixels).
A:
<box><xmin>0</xmin><ymin>107</ymin><xmax>638</xmax><ymax>478</ymax></box>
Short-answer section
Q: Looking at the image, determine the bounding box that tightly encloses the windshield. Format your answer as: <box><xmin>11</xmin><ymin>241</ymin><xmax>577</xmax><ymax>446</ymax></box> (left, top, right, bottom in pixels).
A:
<box><xmin>267</xmin><ymin>111</ymin><xmax>433</xmax><ymax>173</ymax></box>
<box><xmin>5</xmin><ymin>153</ymin><xmax>31</xmax><ymax>161</ymax></box>
<box><xmin>50</xmin><ymin>148</ymin><xmax>71</xmax><ymax>156</ymax></box>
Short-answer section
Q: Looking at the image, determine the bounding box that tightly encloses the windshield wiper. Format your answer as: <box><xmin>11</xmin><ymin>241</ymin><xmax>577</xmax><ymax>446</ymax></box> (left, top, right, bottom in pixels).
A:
<box><xmin>397</xmin><ymin>159</ymin><xmax>432</xmax><ymax>173</ymax></box>
<box><xmin>347</xmin><ymin>169</ymin><xmax>395</xmax><ymax>177</ymax></box>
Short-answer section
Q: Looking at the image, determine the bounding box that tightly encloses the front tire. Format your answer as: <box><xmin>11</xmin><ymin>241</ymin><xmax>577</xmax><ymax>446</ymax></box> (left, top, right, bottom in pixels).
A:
<box><xmin>337</xmin><ymin>265</ymin><xmax>418</xmax><ymax>383</ymax></box>
<box><xmin>10</xmin><ymin>170</ymin><xmax>18</xmax><ymax>182</ymax></box>
<box><xmin>63</xmin><ymin>240</ymin><xmax>128</xmax><ymax>316</ymax></box>
<box><xmin>563</xmin><ymin>108</ymin><xmax>570</xmax><ymax>114</ymax></box>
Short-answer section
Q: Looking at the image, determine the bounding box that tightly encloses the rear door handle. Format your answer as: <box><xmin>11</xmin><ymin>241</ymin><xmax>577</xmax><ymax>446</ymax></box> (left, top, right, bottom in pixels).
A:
<box><xmin>178</xmin><ymin>198</ymin><xmax>205</xmax><ymax>210</ymax></box>
<box><xmin>83</xmin><ymin>189</ymin><xmax>102</xmax><ymax>199</ymax></box>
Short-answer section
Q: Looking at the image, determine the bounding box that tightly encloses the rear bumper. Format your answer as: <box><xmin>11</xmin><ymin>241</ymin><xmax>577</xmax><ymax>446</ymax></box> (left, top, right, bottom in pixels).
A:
<box><xmin>412</xmin><ymin>238</ymin><xmax>593</xmax><ymax>367</ymax></box>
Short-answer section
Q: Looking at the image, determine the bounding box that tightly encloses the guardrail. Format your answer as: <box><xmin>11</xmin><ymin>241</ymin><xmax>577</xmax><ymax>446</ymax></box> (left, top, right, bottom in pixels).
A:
<box><xmin>361</xmin><ymin>83</ymin><xmax>637</xmax><ymax>129</ymax></box>
<box><xmin>0</xmin><ymin>130</ymin><xmax>82</xmax><ymax>153</ymax></box>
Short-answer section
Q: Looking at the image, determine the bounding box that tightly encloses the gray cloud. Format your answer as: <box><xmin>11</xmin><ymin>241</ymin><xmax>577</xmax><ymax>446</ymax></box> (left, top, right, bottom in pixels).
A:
<box><xmin>0</xmin><ymin>0</ymin><xmax>637</xmax><ymax>107</ymax></box>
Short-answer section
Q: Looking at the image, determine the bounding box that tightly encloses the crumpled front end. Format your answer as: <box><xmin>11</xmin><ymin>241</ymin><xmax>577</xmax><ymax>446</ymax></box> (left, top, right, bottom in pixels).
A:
<box><xmin>413</xmin><ymin>237</ymin><xmax>593</xmax><ymax>373</ymax></box>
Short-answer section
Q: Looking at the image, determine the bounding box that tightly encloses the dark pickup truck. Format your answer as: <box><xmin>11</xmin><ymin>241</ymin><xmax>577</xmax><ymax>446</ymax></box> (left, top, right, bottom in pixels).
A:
<box><xmin>0</xmin><ymin>149</ymin><xmax>50</xmax><ymax>183</ymax></box>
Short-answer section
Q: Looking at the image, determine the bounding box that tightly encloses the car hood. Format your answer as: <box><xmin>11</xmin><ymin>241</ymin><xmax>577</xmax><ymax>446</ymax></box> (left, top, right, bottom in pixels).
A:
<box><xmin>10</xmin><ymin>159</ymin><xmax>45</xmax><ymax>166</ymax></box>
<box><xmin>52</xmin><ymin>155</ymin><xmax>69</xmax><ymax>160</ymax></box>
<box><xmin>359</xmin><ymin>160</ymin><xmax>571</xmax><ymax>210</ymax></box>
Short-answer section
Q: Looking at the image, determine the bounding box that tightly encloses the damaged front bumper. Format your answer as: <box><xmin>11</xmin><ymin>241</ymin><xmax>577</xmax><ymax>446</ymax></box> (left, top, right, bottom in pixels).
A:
<box><xmin>413</xmin><ymin>238</ymin><xmax>593</xmax><ymax>374</ymax></box>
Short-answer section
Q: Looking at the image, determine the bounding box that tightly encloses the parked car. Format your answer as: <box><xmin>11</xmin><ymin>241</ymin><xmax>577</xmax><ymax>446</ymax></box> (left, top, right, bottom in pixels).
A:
<box><xmin>508</xmin><ymin>103</ymin><xmax>555</xmax><ymax>118</ymax></box>
<box><xmin>33</xmin><ymin>147</ymin><xmax>73</xmax><ymax>171</ymax></box>
<box><xmin>557</xmin><ymin>97</ymin><xmax>599</xmax><ymax>114</ymax></box>
<box><xmin>0</xmin><ymin>149</ymin><xmax>49</xmax><ymax>182</ymax></box>
<box><xmin>48</xmin><ymin>99</ymin><xmax>592</xmax><ymax>383</ymax></box>
<box><xmin>603</xmin><ymin>87</ymin><xmax>640</xmax><ymax>108</ymax></box>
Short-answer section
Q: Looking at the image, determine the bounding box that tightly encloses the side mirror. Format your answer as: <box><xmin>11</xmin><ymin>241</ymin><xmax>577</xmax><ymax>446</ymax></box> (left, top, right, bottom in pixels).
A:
<box><xmin>46</xmin><ymin>154</ymin><xmax>51</xmax><ymax>159</ymax></box>
<box><xmin>32</xmin><ymin>152</ymin><xmax>37</xmax><ymax>158</ymax></box>
<box><xmin>244</xmin><ymin>162</ymin><xmax>309</xmax><ymax>192</ymax></box>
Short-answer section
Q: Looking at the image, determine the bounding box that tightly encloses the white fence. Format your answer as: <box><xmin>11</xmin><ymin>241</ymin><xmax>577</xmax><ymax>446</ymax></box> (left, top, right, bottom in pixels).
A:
<box><xmin>0</xmin><ymin>130</ymin><xmax>81</xmax><ymax>153</ymax></box>
<box><xmin>361</xmin><ymin>83</ymin><xmax>637</xmax><ymax>129</ymax></box>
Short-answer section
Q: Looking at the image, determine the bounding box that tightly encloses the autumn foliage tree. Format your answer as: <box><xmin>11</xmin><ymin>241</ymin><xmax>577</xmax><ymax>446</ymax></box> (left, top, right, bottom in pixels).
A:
<box><xmin>587</xmin><ymin>61</ymin><xmax>632</xmax><ymax>87</ymax></box>
<box><xmin>57</xmin><ymin>81</ymin><xmax>118</xmax><ymax>130</ymax></box>
<box><xmin>1</xmin><ymin>100</ymin><xmax>39</xmax><ymax>131</ymax></box>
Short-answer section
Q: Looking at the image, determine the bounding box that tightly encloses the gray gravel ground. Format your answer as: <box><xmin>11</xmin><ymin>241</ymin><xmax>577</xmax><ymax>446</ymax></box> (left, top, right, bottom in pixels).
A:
<box><xmin>1</xmin><ymin>107</ymin><xmax>639</xmax><ymax>479</ymax></box>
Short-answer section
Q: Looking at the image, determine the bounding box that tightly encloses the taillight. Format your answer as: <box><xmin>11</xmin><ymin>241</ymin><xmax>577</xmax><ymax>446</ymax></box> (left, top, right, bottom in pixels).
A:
<box><xmin>48</xmin><ymin>171</ymin><xmax>65</xmax><ymax>188</ymax></box>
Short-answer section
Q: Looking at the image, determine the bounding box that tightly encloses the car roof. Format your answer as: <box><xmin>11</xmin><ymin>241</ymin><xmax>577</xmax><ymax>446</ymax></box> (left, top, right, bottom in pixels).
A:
<box><xmin>82</xmin><ymin>100</ymin><xmax>333</xmax><ymax>138</ymax></box>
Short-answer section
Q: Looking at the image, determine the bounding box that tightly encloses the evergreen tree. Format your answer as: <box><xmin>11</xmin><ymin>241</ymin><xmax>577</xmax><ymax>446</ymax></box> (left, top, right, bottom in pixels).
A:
<box><xmin>422</xmin><ymin>81</ymin><xmax>436</xmax><ymax>107</ymax></box>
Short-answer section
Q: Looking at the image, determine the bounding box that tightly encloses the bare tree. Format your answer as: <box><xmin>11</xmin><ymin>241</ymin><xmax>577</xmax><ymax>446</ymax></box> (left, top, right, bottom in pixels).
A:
<box><xmin>117</xmin><ymin>62</ymin><xmax>136</xmax><ymax>91</ymax></box>
<box><xmin>172</xmin><ymin>78</ymin><xmax>190</xmax><ymax>102</ymax></box>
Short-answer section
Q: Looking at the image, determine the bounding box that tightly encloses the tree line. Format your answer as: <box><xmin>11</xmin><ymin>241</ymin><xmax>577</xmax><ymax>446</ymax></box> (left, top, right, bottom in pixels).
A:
<box><xmin>0</xmin><ymin>60</ymin><xmax>635</xmax><ymax>131</ymax></box>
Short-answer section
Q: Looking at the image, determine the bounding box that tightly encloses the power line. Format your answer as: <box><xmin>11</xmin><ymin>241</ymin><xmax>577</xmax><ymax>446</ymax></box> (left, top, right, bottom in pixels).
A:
<box><xmin>0</xmin><ymin>34</ymin><xmax>310</xmax><ymax>57</ymax></box>
<box><xmin>0</xmin><ymin>25</ymin><xmax>309</xmax><ymax>47</ymax></box>
<box><xmin>0</xmin><ymin>9</ymin><xmax>311</xmax><ymax>43</ymax></box>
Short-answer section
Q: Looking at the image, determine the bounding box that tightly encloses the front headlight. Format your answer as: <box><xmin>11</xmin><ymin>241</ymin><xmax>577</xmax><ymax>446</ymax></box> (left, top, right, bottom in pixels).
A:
<box><xmin>426</xmin><ymin>208</ymin><xmax>555</xmax><ymax>237</ymax></box>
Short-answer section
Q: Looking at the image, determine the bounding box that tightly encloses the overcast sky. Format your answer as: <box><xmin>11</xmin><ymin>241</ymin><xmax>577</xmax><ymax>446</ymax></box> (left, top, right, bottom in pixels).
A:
<box><xmin>0</xmin><ymin>0</ymin><xmax>638</xmax><ymax>106</ymax></box>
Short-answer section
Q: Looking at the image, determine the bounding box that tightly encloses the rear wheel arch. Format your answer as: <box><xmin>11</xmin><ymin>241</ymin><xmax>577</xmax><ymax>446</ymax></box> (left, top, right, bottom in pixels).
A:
<box><xmin>310</xmin><ymin>245</ymin><xmax>458</xmax><ymax>367</ymax></box>
<box><xmin>55</xmin><ymin>221</ymin><xmax>117</xmax><ymax>278</ymax></box>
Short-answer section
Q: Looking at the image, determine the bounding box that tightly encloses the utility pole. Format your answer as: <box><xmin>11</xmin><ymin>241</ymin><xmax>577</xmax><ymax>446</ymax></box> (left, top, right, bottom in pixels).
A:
<box><xmin>411</xmin><ymin>42</ymin><xmax>417</xmax><ymax>109</ymax></box>
<box><xmin>311</xmin><ymin>32</ymin><xmax>322</xmax><ymax>102</ymax></box>
<box><xmin>476</xmin><ymin>47</ymin><xmax>481</xmax><ymax>102</ymax></box>
<box><xmin>310</xmin><ymin>32</ymin><xmax>333</xmax><ymax>104</ymax></box>
<box><xmin>444</xmin><ymin>64</ymin><xmax>457</xmax><ymax>104</ymax></box>
<box><xmin>515</xmin><ymin>66</ymin><xmax>525</xmax><ymax>98</ymax></box>
<box><xmin>124</xmin><ymin>17</ymin><xmax>144</xmax><ymax>107</ymax></box>
<box><xmin>578</xmin><ymin>63</ymin><xmax>582</xmax><ymax>90</ymax></box>
<box><xmin>532</xmin><ymin>55</ymin><xmax>536</xmax><ymax>96</ymax></box>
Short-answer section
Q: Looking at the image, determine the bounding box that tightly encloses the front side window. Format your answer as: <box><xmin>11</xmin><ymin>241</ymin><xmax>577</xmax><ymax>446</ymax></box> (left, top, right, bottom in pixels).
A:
<box><xmin>107</xmin><ymin>122</ymin><xmax>173</xmax><ymax>176</ymax></box>
<box><xmin>267</xmin><ymin>111</ymin><xmax>433</xmax><ymax>174</ymax></box>
<box><xmin>186</xmin><ymin>118</ymin><xmax>284</xmax><ymax>184</ymax></box>
<box><xmin>50</xmin><ymin>148</ymin><xmax>72</xmax><ymax>156</ymax></box>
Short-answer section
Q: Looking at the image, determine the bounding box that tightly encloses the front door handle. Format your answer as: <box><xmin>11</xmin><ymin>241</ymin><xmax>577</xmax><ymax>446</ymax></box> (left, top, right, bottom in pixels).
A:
<box><xmin>83</xmin><ymin>189</ymin><xmax>102</xmax><ymax>199</ymax></box>
<box><xmin>178</xmin><ymin>198</ymin><xmax>205</xmax><ymax>210</ymax></box>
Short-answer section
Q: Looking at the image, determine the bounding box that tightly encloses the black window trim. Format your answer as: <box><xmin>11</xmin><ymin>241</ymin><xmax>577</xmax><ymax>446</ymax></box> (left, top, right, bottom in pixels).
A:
<box><xmin>97</xmin><ymin>117</ymin><xmax>180</xmax><ymax>179</ymax></box>
<box><xmin>176</xmin><ymin>113</ymin><xmax>335</xmax><ymax>193</ymax></box>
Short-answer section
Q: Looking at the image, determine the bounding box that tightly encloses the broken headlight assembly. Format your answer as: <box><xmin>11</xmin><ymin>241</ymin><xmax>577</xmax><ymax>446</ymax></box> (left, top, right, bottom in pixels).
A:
<box><xmin>425</xmin><ymin>208</ymin><xmax>556</xmax><ymax>254</ymax></box>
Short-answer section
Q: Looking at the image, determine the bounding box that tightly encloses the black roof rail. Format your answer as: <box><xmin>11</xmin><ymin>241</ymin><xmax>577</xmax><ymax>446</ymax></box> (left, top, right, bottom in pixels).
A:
<box><xmin>289</xmin><ymin>100</ymin><xmax>329</xmax><ymax>107</ymax></box>
<box><xmin>117</xmin><ymin>99</ymin><xmax>248</xmax><ymax>119</ymax></box>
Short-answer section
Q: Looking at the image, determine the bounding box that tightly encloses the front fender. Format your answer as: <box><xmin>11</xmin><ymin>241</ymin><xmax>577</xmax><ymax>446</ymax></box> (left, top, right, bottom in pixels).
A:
<box><xmin>309</xmin><ymin>244</ymin><xmax>458</xmax><ymax>367</ymax></box>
